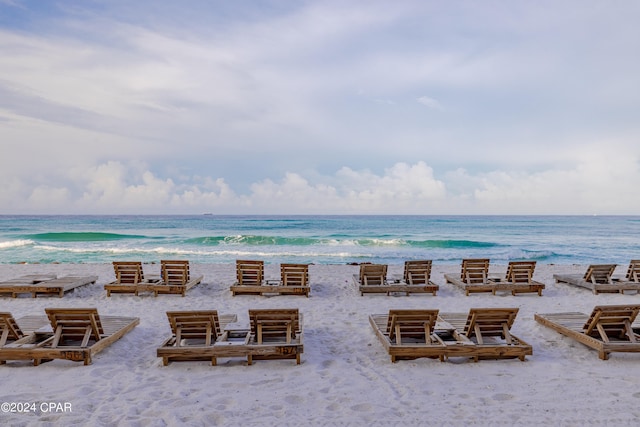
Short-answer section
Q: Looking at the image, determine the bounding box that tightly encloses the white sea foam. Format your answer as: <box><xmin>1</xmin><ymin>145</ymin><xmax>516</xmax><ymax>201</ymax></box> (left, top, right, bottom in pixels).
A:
<box><xmin>0</xmin><ymin>239</ymin><xmax>34</xmax><ymax>248</ymax></box>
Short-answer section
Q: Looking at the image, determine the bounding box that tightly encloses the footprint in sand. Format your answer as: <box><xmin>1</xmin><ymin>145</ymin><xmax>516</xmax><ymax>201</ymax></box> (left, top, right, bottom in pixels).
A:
<box><xmin>492</xmin><ymin>393</ymin><xmax>515</xmax><ymax>401</ymax></box>
<box><xmin>284</xmin><ymin>395</ymin><xmax>304</xmax><ymax>405</ymax></box>
<box><xmin>351</xmin><ymin>403</ymin><xmax>373</xmax><ymax>412</ymax></box>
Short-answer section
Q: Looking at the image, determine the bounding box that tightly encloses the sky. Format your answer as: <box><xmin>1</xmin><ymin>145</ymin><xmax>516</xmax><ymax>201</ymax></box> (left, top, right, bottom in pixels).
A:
<box><xmin>1</xmin><ymin>0</ymin><xmax>639</xmax><ymax>215</ymax></box>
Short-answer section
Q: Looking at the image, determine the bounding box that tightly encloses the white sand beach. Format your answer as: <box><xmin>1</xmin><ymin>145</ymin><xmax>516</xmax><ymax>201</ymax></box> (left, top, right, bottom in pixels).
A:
<box><xmin>1</xmin><ymin>263</ymin><xmax>640</xmax><ymax>426</ymax></box>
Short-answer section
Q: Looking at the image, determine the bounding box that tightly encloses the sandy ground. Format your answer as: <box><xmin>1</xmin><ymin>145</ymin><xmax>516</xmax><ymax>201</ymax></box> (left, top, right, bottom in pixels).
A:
<box><xmin>1</xmin><ymin>262</ymin><xmax>640</xmax><ymax>426</ymax></box>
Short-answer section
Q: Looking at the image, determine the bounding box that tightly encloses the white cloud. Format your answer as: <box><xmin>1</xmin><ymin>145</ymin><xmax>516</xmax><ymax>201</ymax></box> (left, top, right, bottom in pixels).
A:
<box><xmin>1</xmin><ymin>158</ymin><xmax>638</xmax><ymax>215</ymax></box>
<box><xmin>417</xmin><ymin>96</ymin><xmax>444</xmax><ymax>111</ymax></box>
<box><xmin>1</xmin><ymin>1</ymin><xmax>640</xmax><ymax>214</ymax></box>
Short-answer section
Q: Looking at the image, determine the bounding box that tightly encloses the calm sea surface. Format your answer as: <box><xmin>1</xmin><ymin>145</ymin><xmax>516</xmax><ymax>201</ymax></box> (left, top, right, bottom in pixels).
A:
<box><xmin>0</xmin><ymin>215</ymin><xmax>638</xmax><ymax>265</ymax></box>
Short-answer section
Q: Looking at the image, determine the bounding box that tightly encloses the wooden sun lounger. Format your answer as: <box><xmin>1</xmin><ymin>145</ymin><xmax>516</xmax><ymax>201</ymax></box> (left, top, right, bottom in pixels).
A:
<box><xmin>438</xmin><ymin>308</ymin><xmax>532</xmax><ymax>361</ymax></box>
<box><xmin>369</xmin><ymin>310</ymin><xmax>448</xmax><ymax>362</ymax></box>
<box><xmin>0</xmin><ymin>275</ymin><xmax>97</xmax><ymax>298</ymax></box>
<box><xmin>247</xmin><ymin>308</ymin><xmax>303</xmax><ymax>365</ymax></box>
<box><xmin>0</xmin><ymin>313</ymin><xmax>50</xmax><ymax>352</ymax></box>
<box><xmin>150</xmin><ymin>260</ymin><xmax>204</xmax><ymax>297</ymax></box>
<box><xmin>357</xmin><ymin>261</ymin><xmax>439</xmax><ymax>296</ymax></box>
<box><xmin>158</xmin><ymin>309</ymin><xmax>304</xmax><ymax>366</ymax></box>
<box><xmin>444</xmin><ymin>259</ymin><xmax>494</xmax><ymax>295</ymax></box>
<box><xmin>0</xmin><ymin>274</ymin><xmax>57</xmax><ymax>297</ymax></box>
<box><xmin>157</xmin><ymin>311</ymin><xmax>240</xmax><ymax>365</ymax></box>
<box><xmin>488</xmin><ymin>261</ymin><xmax>545</xmax><ymax>296</ymax></box>
<box><xmin>553</xmin><ymin>264</ymin><xmax>634</xmax><ymax>294</ymax></box>
<box><xmin>104</xmin><ymin>261</ymin><xmax>161</xmax><ymax>296</ymax></box>
<box><xmin>230</xmin><ymin>261</ymin><xmax>310</xmax><ymax>296</ymax></box>
<box><xmin>611</xmin><ymin>260</ymin><xmax>640</xmax><ymax>293</ymax></box>
<box><xmin>0</xmin><ymin>308</ymin><xmax>139</xmax><ymax>365</ymax></box>
<box><xmin>535</xmin><ymin>305</ymin><xmax>640</xmax><ymax>360</ymax></box>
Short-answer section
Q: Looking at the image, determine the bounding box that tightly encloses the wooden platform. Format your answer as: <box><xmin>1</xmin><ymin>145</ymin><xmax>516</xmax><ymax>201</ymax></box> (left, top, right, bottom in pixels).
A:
<box><xmin>0</xmin><ymin>309</ymin><xmax>139</xmax><ymax>365</ymax></box>
<box><xmin>0</xmin><ymin>275</ymin><xmax>98</xmax><ymax>298</ymax></box>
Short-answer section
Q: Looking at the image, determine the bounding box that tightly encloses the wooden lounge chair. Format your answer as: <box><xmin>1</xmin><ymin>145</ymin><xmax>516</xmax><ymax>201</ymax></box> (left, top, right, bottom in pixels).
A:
<box><xmin>369</xmin><ymin>309</ymin><xmax>447</xmax><ymax>362</ymax></box>
<box><xmin>0</xmin><ymin>313</ymin><xmax>51</xmax><ymax>364</ymax></box>
<box><xmin>104</xmin><ymin>261</ymin><xmax>161</xmax><ymax>296</ymax></box>
<box><xmin>0</xmin><ymin>274</ymin><xmax>97</xmax><ymax>298</ymax></box>
<box><xmin>353</xmin><ymin>264</ymin><xmax>387</xmax><ymax>286</ymax></box>
<box><xmin>230</xmin><ymin>261</ymin><xmax>310</xmax><ymax>296</ymax></box>
<box><xmin>488</xmin><ymin>261</ymin><xmax>545</xmax><ymax>296</ymax></box>
<box><xmin>0</xmin><ymin>312</ymin><xmax>25</xmax><ymax>347</ymax></box>
<box><xmin>247</xmin><ymin>309</ymin><xmax>303</xmax><ymax>365</ymax></box>
<box><xmin>276</xmin><ymin>263</ymin><xmax>310</xmax><ymax>296</ymax></box>
<box><xmin>444</xmin><ymin>259</ymin><xmax>494</xmax><ymax>295</ymax></box>
<box><xmin>535</xmin><ymin>305</ymin><xmax>640</xmax><ymax>360</ymax></box>
<box><xmin>611</xmin><ymin>260</ymin><xmax>640</xmax><ymax>293</ymax></box>
<box><xmin>439</xmin><ymin>308</ymin><xmax>532</xmax><ymax>361</ymax></box>
<box><xmin>151</xmin><ymin>260</ymin><xmax>204</xmax><ymax>297</ymax></box>
<box><xmin>357</xmin><ymin>261</ymin><xmax>439</xmax><ymax>296</ymax></box>
<box><xmin>229</xmin><ymin>260</ymin><xmax>265</xmax><ymax>296</ymax></box>
<box><xmin>0</xmin><ymin>308</ymin><xmax>139</xmax><ymax>365</ymax></box>
<box><xmin>157</xmin><ymin>311</ymin><xmax>240</xmax><ymax>366</ymax></box>
<box><xmin>553</xmin><ymin>264</ymin><xmax>629</xmax><ymax>294</ymax></box>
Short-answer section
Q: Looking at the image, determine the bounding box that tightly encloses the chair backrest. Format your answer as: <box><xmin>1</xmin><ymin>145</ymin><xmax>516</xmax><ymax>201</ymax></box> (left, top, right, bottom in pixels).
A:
<box><xmin>280</xmin><ymin>264</ymin><xmax>309</xmax><ymax>287</ymax></box>
<box><xmin>113</xmin><ymin>261</ymin><xmax>144</xmax><ymax>284</ymax></box>
<box><xmin>461</xmin><ymin>259</ymin><xmax>490</xmax><ymax>284</ymax></box>
<box><xmin>359</xmin><ymin>264</ymin><xmax>387</xmax><ymax>285</ymax></box>
<box><xmin>45</xmin><ymin>308</ymin><xmax>104</xmax><ymax>345</ymax></box>
<box><xmin>463</xmin><ymin>308</ymin><xmax>518</xmax><ymax>338</ymax></box>
<box><xmin>248</xmin><ymin>309</ymin><xmax>300</xmax><ymax>342</ymax></box>
<box><xmin>403</xmin><ymin>260</ymin><xmax>432</xmax><ymax>285</ymax></box>
<box><xmin>584</xmin><ymin>264</ymin><xmax>617</xmax><ymax>284</ymax></box>
<box><xmin>0</xmin><ymin>312</ymin><xmax>24</xmax><ymax>346</ymax></box>
<box><xmin>583</xmin><ymin>305</ymin><xmax>640</xmax><ymax>340</ymax></box>
<box><xmin>505</xmin><ymin>261</ymin><xmax>536</xmax><ymax>284</ymax></box>
<box><xmin>625</xmin><ymin>260</ymin><xmax>640</xmax><ymax>282</ymax></box>
<box><xmin>387</xmin><ymin>309</ymin><xmax>439</xmax><ymax>343</ymax></box>
<box><xmin>161</xmin><ymin>260</ymin><xmax>190</xmax><ymax>285</ymax></box>
<box><xmin>236</xmin><ymin>260</ymin><xmax>264</xmax><ymax>285</ymax></box>
<box><xmin>166</xmin><ymin>311</ymin><xmax>221</xmax><ymax>344</ymax></box>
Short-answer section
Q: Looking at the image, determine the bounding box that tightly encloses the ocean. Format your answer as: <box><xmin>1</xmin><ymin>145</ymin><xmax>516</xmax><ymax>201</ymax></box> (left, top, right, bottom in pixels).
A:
<box><xmin>0</xmin><ymin>215</ymin><xmax>638</xmax><ymax>265</ymax></box>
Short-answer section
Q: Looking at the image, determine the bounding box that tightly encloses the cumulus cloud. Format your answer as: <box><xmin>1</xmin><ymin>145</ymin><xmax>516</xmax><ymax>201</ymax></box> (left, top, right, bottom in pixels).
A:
<box><xmin>0</xmin><ymin>158</ymin><xmax>638</xmax><ymax>215</ymax></box>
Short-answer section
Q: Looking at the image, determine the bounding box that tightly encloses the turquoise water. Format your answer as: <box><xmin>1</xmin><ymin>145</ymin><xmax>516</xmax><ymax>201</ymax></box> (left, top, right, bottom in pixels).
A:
<box><xmin>0</xmin><ymin>215</ymin><xmax>638</xmax><ymax>265</ymax></box>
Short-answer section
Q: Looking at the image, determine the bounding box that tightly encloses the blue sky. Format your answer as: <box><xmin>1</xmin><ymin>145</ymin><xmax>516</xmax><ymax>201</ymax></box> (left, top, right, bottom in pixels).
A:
<box><xmin>1</xmin><ymin>0</ymin><xmax>639</xmax><ymax>214</ymax></box>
